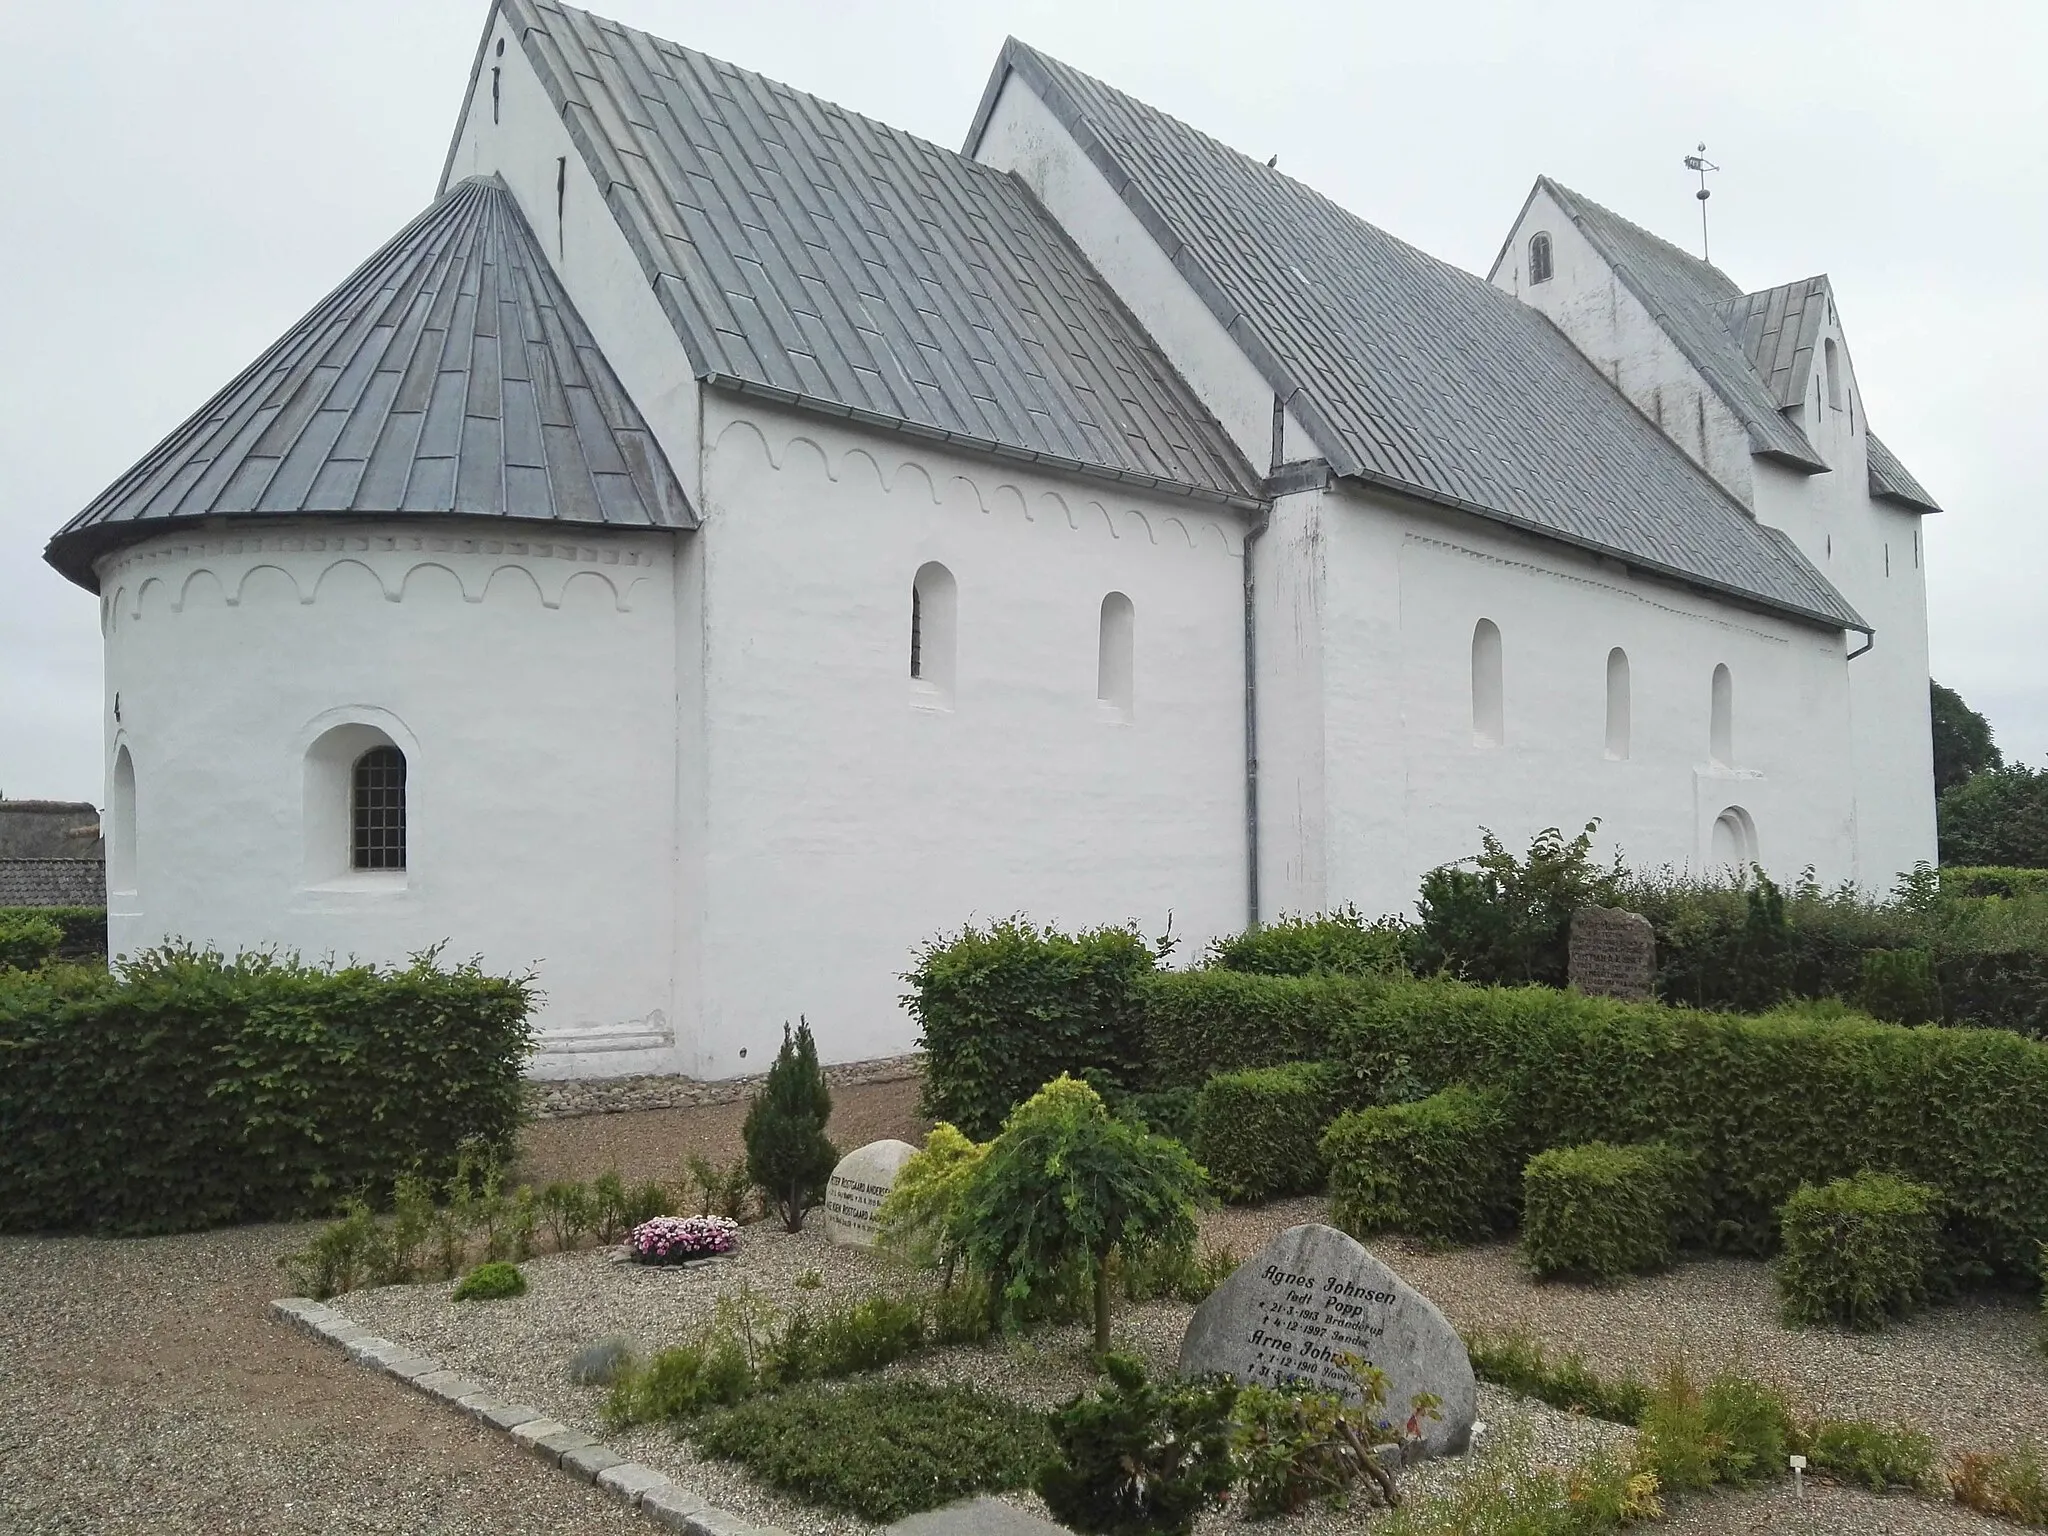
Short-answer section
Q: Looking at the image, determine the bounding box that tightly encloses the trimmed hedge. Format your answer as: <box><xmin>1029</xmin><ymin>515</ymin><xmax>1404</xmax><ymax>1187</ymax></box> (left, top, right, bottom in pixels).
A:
<box><xmin>1520</xmin><ymin>1141</ymin><xmax>1694</xmax><ymax>1281</ymax></box>
<box><xmin>0</xmin><ymin>906</ymin><xmax>107</xmax><ymax>962</ymax></box>
<box><xmin>1203</xmin><ymin>908</ymin><xmax>1410</xmax><ymax>978</ymax></box>
<box><xmin>1190</xmin><ymin>1062</ymin><xmax>1341</xmax><ymax>1204</ymax></box>
<box><xmin>0</xmin><ymin>912</ymin><xmax>62</xmax><ymax>971</ymax></box>
<box><xmin>1321</xmin><ymin>1085</ymin><xmax>1514</xmax><ymax>1245</ymax></box>
<box><xmin>1775</xmin><ymin>1172</ymin><xmax>1941</xmax><ymax>1330</ymax></box>
<box><xmin>1942</xmin><ymin>867</ymin><xmax>2048</xmax><ymax>901</ymax></box>
<box><xmin>906</xmin><ymin>919</ymin><xmax>1156</xmax><ymax>1140</ymax></box>
<box><xmin>1327</xmin><ymin>977</ymin><xmax>2048</xmax><ymax>1280</ymax></box>
<box><xmin>1139</xmin><ymin>971</ymin><xmax>1383</xmax><ymax>1090</ymax></box>
<box><xmin>0</xmin><ymin>945</ymin><xmax>534</xmax><ymax>1234</ymax></box>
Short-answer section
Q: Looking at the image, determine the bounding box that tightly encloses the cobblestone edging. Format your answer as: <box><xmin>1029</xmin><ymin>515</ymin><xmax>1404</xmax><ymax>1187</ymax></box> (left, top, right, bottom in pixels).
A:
<box><xmin>272</xmin><ymin>1296</ymin><xmax>788</xmax><ymax>1535</ymax></box>
<box><xmin>528</xmin><ymin>1054</ymin><xmax>924</xmax><ymax>1120</ymax></box>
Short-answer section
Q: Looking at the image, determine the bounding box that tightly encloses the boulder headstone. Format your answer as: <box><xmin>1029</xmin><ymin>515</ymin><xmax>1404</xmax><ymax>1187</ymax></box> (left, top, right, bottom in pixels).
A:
<box><xmin>1177</xmin><ymin>1223</ymin><xmax>1476</xmax><ymax>1458</ymax></box>
<box><xmin>822</xmin><ymin>1138</ymin><xmax>917</xmax><ymax>1247</ymax></box>
<box><xmin>1568</xmin><ymin>905</ymin><xmax>1656</xmax><ymax>1001</ymax></box>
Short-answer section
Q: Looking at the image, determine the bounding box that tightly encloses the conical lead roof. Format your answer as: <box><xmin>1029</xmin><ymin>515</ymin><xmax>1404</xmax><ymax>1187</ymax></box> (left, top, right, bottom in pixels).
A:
<box><xmin>47</xmin><ymin>175</ymin><xmax>692</xmax><ymax>590</ymax></box>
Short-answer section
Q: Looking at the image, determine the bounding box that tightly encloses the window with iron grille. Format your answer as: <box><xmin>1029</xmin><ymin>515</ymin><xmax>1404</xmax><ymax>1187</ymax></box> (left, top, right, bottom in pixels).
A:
<box><xmin>351</xmin><ymin>746</ymin><xmax>407</xmax><ymax>871</ymax></box>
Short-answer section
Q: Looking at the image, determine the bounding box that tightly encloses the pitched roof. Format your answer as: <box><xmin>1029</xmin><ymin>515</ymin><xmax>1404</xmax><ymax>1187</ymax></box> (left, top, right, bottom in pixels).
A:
<box><xmin>1720</xmin><ymin>275</ymin><xmax>1830</xmax><ymax>411</ymax></box>
<box><xmin>0</xmin><ymin>860</ymin><xmax>105</xmax><ymax>908</ymax></box>
<box><xmin>47</xmin><ymin>176</ymin><xmax>693</xmax><ymax>591</ymax></box>
<box><xmin>1535</xmin><ymin>180</ymin><xmax>1826</xmax><ymax>470</ymax></box>
<box><xmin>483</xmin><ymin>0</ymin><xmax>1258</xmax><ymax>508</ymax></box>
<box><xmin>967</xmin><ymin>43</ymin><xmax>1863</xmax><ymax>632</ymax></box>
<box><xmin>1866</xmin><ymin>432</ymin><xmax>1942</xmax><ymax>512</ymax></box>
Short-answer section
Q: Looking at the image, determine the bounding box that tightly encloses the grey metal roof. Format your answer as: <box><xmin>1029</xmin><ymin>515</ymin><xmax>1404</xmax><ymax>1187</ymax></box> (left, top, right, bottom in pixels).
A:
<box><xmin>483</xmin><ymin>0</ymin><xmax>1258</xmax><ymax>508</ymax></box>
<box><xmin>1720</xmin><ymin>276</ymin><xmax>1830</xmax><ymax>411</ymax></box>
<box><xmin>0</xmin><ymin>860</ymin><xmax>105</xmax><ymax>908</ymax></box>
<box><xmin>1866</xmin><ymin>432</ymin><xmax>1942</xmax><ymax>513</ymax></box>
<box><xmin>47</xmin><ymin>176</ymin><xmax>693</xmax><ymax>591</ymax></box>
<box><xmin>1534</xmin><ymin>180</ymin><xmax>1826</xmax><ymax>471</ymax></box>
<box><xmin>967</xmin><ymin>43</ymin><xmax>1863</xmax><ymax>632</ymax></box>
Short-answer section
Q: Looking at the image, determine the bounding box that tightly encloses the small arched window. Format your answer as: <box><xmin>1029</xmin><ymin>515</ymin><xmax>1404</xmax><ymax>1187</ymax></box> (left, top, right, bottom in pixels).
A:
<box><xmin>910</xmin><ymin>561</ymin><xmax>957</xmax><ymax>707</ymax></box>
<box><xmin>1097</xmin><ymin>592</ymin><xmax>1135</xmax><ymax>720</ymax></box>
<box><xmin>1709</xmin><ymin>664</ymin><xmax>1733</xmax><ymax>768</ymax></box>
<box><xmin>1824</xmin><ymin>337</ymin><xmax>1842</xmax><ymax>409</ymax></box>
<box><xmin>351</xmin><ymin>747</ymin><xmax>407</xmax><ymax>871</ymax></box>
<box><xmin>108</xmin><ymin>745</ymin><xmax>137</xmax><ymax>896</ymax></box>
<box><xmin>1528</xmin><ymin>232</ymin><xmax>1554</xmax><ymax>284</ymax></box>
<box><xmin>1472</xmin><ymin>619</ymin><xmax>1504</xmax><ymax>748</ymax></box>
<box><xmin>1605</xmin><ymin>648</ymin><xmax>1631</xmax><ymax>761</ymax></box>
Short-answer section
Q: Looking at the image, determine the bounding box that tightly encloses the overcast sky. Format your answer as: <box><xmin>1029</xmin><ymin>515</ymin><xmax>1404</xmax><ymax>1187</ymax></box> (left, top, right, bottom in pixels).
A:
<box><xmin>3</xmin><ymin>0</ymin><xmax>2041</xmax><ymax>802</ymax></box>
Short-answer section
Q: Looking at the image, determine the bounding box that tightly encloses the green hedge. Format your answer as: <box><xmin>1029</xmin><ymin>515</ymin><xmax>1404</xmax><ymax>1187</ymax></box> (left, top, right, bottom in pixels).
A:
<box><xmin>1942</xmin><ymin>868</ymin><xmax>2048</xmax><ymax>901</ymax></box>
<box><xmin>0</xmin><ymin>913</ymin><xmax>62</xmax><ymax>971</ymax></box>
<box><xmin>906</xmin><ymin>919</ymin><xmax>1156</xmax><ymax>1140</ymax></box>
<box><xmin>0</xmin><ymin>906</ymin><xmax>105</xmax><ymax>962</ymax></box>
<box><xmin>1138</xmin><ymin>971</ymin><xmax>1382</xmax><ymax>1090</ymax></box>
<box><xmin>1189</xmin><ymin>1062</ymin><xmax>1341</xmax><ymax>1204</ymax></box>
<box><xmin>0</xmin><ymin>946</ymin><xmax>534</xmax><ymax>1234</ymax></box>
<box><xmin>1520</xmin><ymin>1141</ymin><xmax>1694</xmax><ymax>1281</ymax></box>
<box><xmin>1775</xmin><ymin>1172</ymin><xmax>1941</xmax><ymax>1330</ymax></box>
<box><xmin>1203</xmin><ymin>908</ymin><xmax>1410</xmax><ymax>978</ymax></box>
<box><xmin>1321</xmin><ymin>1085</ymin><xmax>1514</xmax><ymax>1245</ymax></box>
<box><xmin>1327</xmin><ymin>977</ymin><xmax>2048</xmax><ymax>1280</ymax></box>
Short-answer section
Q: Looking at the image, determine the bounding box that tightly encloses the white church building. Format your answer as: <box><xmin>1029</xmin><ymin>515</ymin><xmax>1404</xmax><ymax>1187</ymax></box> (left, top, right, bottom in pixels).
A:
<box><xmin>47</xmin><ymin>1</ymin><xmax>1943</xmax><ymax>1077</ymax></box>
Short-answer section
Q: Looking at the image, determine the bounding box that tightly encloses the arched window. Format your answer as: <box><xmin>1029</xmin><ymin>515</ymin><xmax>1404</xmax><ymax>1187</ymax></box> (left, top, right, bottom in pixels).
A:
<box><xmin>910</xmin><ymin>562</ymin><xmax>957</xmax><ymax>707</ymax></box>
<box><xmin>1471</xmin><ymin>619</ymin><xmax>1504</xmax><ymax>748</ymax></box>
<box><xmin>1528</xmin><ymin>232</ymin><xmax>1554</xmax><ymax>284</ymax></box>
<box><xmin>1097</xmin><ymin>592</ymin><xmax>1135</xmax><ymax>720</ymax></box>
<box><xmin>108</xmin><ymin>745</ymin><xmax>137</xmax><ymax>896</ymax></box>
<box><xmin>1709</xmin><ymin>664</ymin><xmax>1733</xmax><ymax>768</ymax></box>
<box><xmin>1823</xmin><ymin>337</ymin><xmax>1842</xmax><ymax>409</ymax></box>
<box><xmin>1711</xmin><ymin>805</ymin><xmax>1758</xmax><ymax>873</ymax></box>
<box><xmin>1605</xmin><ymin>648</ymin><xmax>1631</xmax><ymax>761</ymax></box>
<box><xmin>351</xmin><ymin>747</ymin><xmax>407</xmax><ymax>871</ymax></box>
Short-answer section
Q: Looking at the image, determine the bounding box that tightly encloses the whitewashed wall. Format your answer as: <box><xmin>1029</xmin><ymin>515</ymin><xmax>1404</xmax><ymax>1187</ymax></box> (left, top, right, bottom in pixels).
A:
<box><xmin>685</xmin><ymin>398</ymin><xmax>1250</xmax><ymax>1074</ymax></box>
<box><xmin>96</xmin><ymin>521</ymin><xmax>683</xmax><ymax>1078</ymax></box>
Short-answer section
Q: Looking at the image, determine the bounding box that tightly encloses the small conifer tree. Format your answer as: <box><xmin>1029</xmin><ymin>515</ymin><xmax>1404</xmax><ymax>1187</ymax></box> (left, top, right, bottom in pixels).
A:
<box><xmin>742</xmin><ymin>1018</ymin><xmax>838</xmax><ymax>1232</ymax></box>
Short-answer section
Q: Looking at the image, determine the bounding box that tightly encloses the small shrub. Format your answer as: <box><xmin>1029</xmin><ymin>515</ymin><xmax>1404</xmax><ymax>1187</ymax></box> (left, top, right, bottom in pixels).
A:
<box><xmin>0</xmin><ymin>912</ymin><xmax>63</xmax><ymax>972</ymax></box>
<box><xmin>0</xmin><ymin>905</ymin><xmax>106</xmax><ymax>961</ymax></box>
<box><xmin>1322</xmin><ymin>1085</ymin><xmax>1513</xmax><ymax>1246</ymax></box>
<box><xmin>1375</xmin><ymin>1420</ymin><xmax>1658</xmax><ymax>1535</ymax></box>
<box><xmin>771</xmin><ymin>1292</ymin><xmax>924</xmax><ymax>1382</ymax></box>
<box><xmin>627</xmin><ymin>1214</ymin><xmax>739</xmax><ymax>1265</ymax></box>
<box><xmin>280</xmin><ymin>1201</ymin><xmax>385</xmax><ymax>1299</ymax></box>
<box><xmin>1950</xmin><ymin>1446</ymin><xmax>2048</xmax><ymax>1525</ymax></box>
<box><xmin>604</xmin><ymin>1339</ymin><xmax>755</xmax><ymax>1427</ymax></box>
<box><xmin>1776</xmin><ymin>1172</ymin><xmax>1940</xmax><ymax>1330</ymax></box>
<box><xmin>1206</xmin><ymin>907</ymin><xmax>1411</xmax><ymax>979</ymax></box>
<box><xmin>1635</xmin><ymin>1366</ymin><xmax>1795</xmax><ymax>1493</ymax></box>
<box><xmin>1463</xmin><ymin>1332</ymin><xmax>1649</xmax><ymax>1425</ymax></box>
<box><xmin>452</xmin><ymin>1260</ymin><xmax>526</xmax><ymax>1301</ymax></box>
<box><xmin>1519</xmin><ymin>1141</ymin><xmax>1694</xmax><ymax>1281</ymax></box>
<box><xmin>1802</xmin><ymin>1419</ymin><xmax>1937</xmax><ymax>1492</ymax></box>
<box><xmin>684</xmin><ymin>1153</ymin><xmax>754</xmax><ymax>1219</ymax></box>
<box><xmin>874</xmin><ymin>1122</ymin><xmax>988</xmax><ymax>1277</ymax></box>
<box><xmin>1860</xmin><ymin>947</ymin><xmax>1940</xmax><ymax>1024</ymax></box>
<box><xmin>568</xmin><ymin>1336</ymin><xmax>636</xmax><ymax>1387</ymax></box>
<box><xmin>925</xmin><ymin>1271</ymin><xmax>995</xmax><ymax>1345</ymax></box>
<box><xmin>590</xmin><ymin>1171</ymin><xmax>632</xmax><ymax>1244</ymax></box>
<box><xmin>1118</xmin><ymin>1243</ymin><xmax>1237</xmax><ymax>1306</ymax></box>
<box><xmin>538</xmin><ymin>1180</ymin><xmax>592</xmax><ymax>1252</ymax></box>
<box><xmin>743</xmin><ymin>1019</ymin><xmax>838</xmax><ymax>1232</ymax></box>
<box><xmin>1412</xmin><ymin>822</ymin><xmax>1622</xmax><ymax>988</ymax></box>
<box><xmin>626</xmin><ymin>1179</ymin><xmax>671</xmax><ymax>1226</ymax></box>
<box><xmin>958</xmin><ymin>1076</ymin><xmax>1205</xmax><ymax>1354</ymax></box>
<box><xmin>1229</xmin><ymin>1359</ymin><xmax>1410</xmax><ymax>1516</ymax></box>
<box><xmin>1190</xmin><ymin>1062</ymin><xmax>1340</xmax><ymax>1205</ymax></box>
<box><xmin>694</xmin><ymin>1379</ymin><xmax>1053</xmax><ymax>1521</ymax></box>
<box><xmin>1038</xmin><ymin>1353</ymin><xmax>1238</xmax><ymax>1536</ymax></box>
<box><xmin>908</xmin><ymin>917</ymin><xmax>1158</xmax><ymax>1138</ymax></box>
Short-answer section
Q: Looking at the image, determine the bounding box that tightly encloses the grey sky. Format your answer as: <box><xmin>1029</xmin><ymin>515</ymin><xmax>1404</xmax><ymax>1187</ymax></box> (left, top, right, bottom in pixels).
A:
<box><xmin>4</xmin><ymin>0</ymin><xmax>2041</xmax><ymax>802</ymax></box>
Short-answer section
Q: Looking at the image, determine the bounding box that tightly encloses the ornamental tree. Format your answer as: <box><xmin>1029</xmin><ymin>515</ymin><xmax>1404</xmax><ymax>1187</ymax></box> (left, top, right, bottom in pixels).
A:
<box><xmin>873</xmin><ymin>1120</ymin><xmax>988</xmax><ymax>1286</ymax></box>
<box><xmin>957</xmin><ymin>1075</ymin><xmax>1205</xmax><ymax>1356</ymax></box>
<box><xmin>742</xmin><ymin>1018</ymin><xmax>838</xmax><ymax>1231</ymax></box>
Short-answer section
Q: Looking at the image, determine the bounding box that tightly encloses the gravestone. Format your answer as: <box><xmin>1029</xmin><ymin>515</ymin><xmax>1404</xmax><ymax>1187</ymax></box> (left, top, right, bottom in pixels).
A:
<box><xmin>822</xmin><ymin>1139</ymin><xmax>917</xmax><ymax>1247</ymax></box>
<box><xmin>1178</xmin><ymin>1223</ymin><xmax>1476</xmax><ymax>1458</ymax></box>
<box><xmin>1568</xmin><ymin>905</ymin><xmax>1656</xmax><ymax>1001</ymax></box>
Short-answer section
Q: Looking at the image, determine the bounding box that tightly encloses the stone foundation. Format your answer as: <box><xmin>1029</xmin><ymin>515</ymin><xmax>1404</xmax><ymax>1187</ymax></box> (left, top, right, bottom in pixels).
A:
<box><xmin>525</xmin><ymin>1053</ymin><xmax>925</xmax><ymax>1120</ymax></box>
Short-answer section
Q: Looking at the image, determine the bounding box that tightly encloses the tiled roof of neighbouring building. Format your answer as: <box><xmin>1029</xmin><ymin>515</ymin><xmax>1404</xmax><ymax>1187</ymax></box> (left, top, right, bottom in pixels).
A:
<box><xmin>0</xmin><ymin>860</ymin><xmax>105</xmax><ymax>908</ymax></box>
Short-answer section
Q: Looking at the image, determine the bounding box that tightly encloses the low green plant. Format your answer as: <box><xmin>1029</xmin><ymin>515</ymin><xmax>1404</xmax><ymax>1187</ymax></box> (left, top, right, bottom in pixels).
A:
<box><xmin>1191</xmin><ymin>1062</ymin><xmax>1340</xmax><ymax>1205</ymax></box>
<box><xmin>694</xmin><ymin>1378</ymin><xmax>1053</xmax><ymax>1521</ymax></box>
<box><xmin>538</xmin><ymin>1180</ymin><xmax>593</xmax><ymax>1252</ymax></box>
<box><xmin>281</xmin><ymin>1201</ymin><xmax>385</xmax><ymax>1299</ymax></box>
<box><xmin>589</xmin><ymin>1171</ymin><xmax>632</xmax><ymax>1244</ymax></box>
<box><xmin>1374</xmin><ymin>1420</ymin><xmax>1659</xmax><ymax>1535</ymax></box>
<box><xmin>685</xmin><ymin>1153</ymin><xmax>754</xmax><ymax>1219</ymax></box>
<box><xmin>568</xmin><ymin>1336</ymin><xmax>636</xmax><ymax>1387</ymax></box>
<box><xmin>1859</xmin><ymin>946</ymin><xmax>1941</xmax><ymax>1023</ymax></box>
<box><xmin>1205</xmin><ymin>907</ymin><xmax>1411</xmax><ymax>979</ymax></box>
<box><xmin>1463</xmin><ymin>1332</ymin><xmax>1650</xmax><ymax>1425</ymax></box>
<box><xmin>1800</xmin><ymin>1418</ymin><xmax>1937</xmax><ymax>1492</ymax></box>
<box><xmin>1322</xmin><ymin>1085</ymin><xmax>1513</xmax><ymax>1246</ymax></box>
<box><xmin>744</xmin><ymin>1019</ymin><xmax>839</xmax><ymax>1232</ymax></box>
<box><xmin>0</xmin><ymin>912</ymin><xmax>63</xmax><ymax>972</ymax></box>
<box><xmin>794</xmin><ymin>1267</ymin><xmax>822</xmax><ymax>1290</ymax></box>
<box><xmin>958</xmin><ymin>1076</ymin><xmax>1205</xmax><ymax>1355</ymax></box>
<box><xmin>1229</xmin><ymin>1358</ymin><xmax>1408</xmax><ymax>1515</ymax></box>
<box><xmin>874</xmin><ymin>1122</ymin><xmax>988</xmax><ymax>1280</ymax></box>
<box><xmin>604</xmin><ymin>1338</ymin><xmax>756</xmax><ymax>1427</ymax></box>
<box><xmin>452</xmin><ymin>1260</ymin><xmax>526</xmax><ymax>1301</ymax></box>
<box><xmin>1950</xmin><ymin>1446</ymin><xmax>2048</xmax><ymax>1525</ymax></box>
<box><xmin>1117</xmin><ymin>1243</ymin><xmax>1237</xmax><ymax>1306</ymax></box>
<box><xmin>1519</xmin><ymin>1141</ymin><xmax>1695</xmax><ymax>1281</ymax></box>
<box><xmin>771</xmin><ymin>1292</ymin><xmax>924</xmax><ymax>1382</ymax></box>
<box><xmin>925</xmin><ymin>1271</ymin><xmax>995</xmax><ymax>1345</ymax></box>
<box><xmin>1038</xmin><ymin>1353</ymin><xmax>1238</xmax><ymax>1536</ymax></box>
<box><xmin>1635</xmin><ymin>1366</ymin><xmax>1795</xmax><ymax>1493</ymax></box>
<box><xmin>1775</xmin><ymin>1171</ymin><xmax>1941</xmax><ymax>1330</ymax></box>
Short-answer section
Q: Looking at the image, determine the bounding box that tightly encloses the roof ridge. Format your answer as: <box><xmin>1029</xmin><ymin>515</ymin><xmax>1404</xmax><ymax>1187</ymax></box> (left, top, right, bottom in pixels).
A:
<box><xmin>1538</xmin><ymin>176</ymin><xmax>1742</xmax><ymax>297</ymax></box>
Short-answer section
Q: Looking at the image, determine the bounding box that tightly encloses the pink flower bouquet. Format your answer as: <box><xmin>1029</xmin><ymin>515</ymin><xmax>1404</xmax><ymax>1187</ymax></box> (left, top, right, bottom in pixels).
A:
<box><xmin>627</xmin><ymin>1214</ymin><xmax>740</xmax><ymax>1265</ymax></box>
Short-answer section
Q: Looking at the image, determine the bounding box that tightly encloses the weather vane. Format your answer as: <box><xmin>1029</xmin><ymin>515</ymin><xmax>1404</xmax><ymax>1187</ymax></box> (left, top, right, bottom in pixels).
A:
<box><xmin>1683</xmin><ymin>143</ymin><xmax>1720</xmax><ymax>263</ymax></box>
